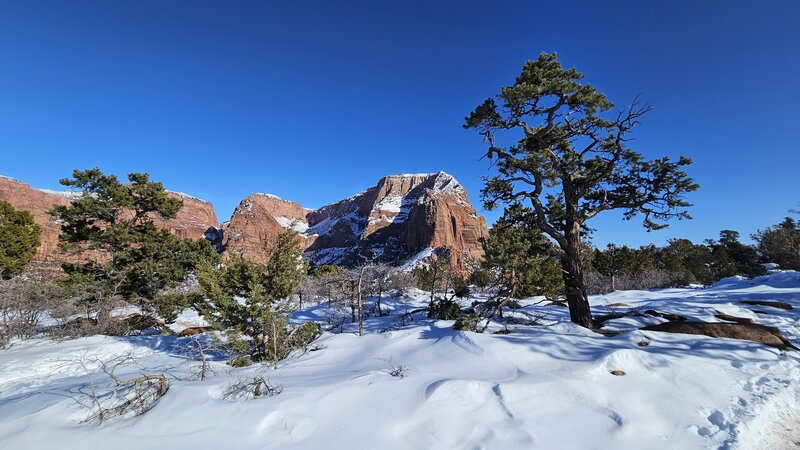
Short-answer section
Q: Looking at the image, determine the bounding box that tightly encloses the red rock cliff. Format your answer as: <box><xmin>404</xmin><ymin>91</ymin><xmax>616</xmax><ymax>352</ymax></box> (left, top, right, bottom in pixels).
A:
<box><xmin>221</xmin><ymin>193</ymin><xmax>314</xmax><ymax>264</ymax></box>
<box><xmin>223</xmin><ymin>172</ymin><xmax>488</xmax><ymax>273</ymax></box>
<box><xmin>0</xmin><ymin>176</ymin><xmax>219</xmax><ymax>262</ymax></box>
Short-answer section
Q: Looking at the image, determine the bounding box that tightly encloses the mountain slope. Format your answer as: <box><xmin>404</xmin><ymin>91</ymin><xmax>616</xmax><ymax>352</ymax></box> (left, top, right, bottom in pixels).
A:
<box><xmin>0</xmin><ymin>172</ymin><xmax>488</xmax><ymax>272</ymax></box>
<box><xmin>222</xmin><ymin>172</ymin><xmax>488</xmax><ymax>272</ymax></box>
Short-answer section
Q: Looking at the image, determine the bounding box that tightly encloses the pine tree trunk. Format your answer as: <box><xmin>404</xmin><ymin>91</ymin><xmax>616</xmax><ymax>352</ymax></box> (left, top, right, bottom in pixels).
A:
<box><xmin>357</xmin><ymin>271</ymin><xmax>364</xmax><ymax>337</ymax></box>
<box><xmin>272</xmin><ymin>322</ymin><xmax>277</xmax><ymax>360</ymax></box>
<box><xmin>377</xmin><ymin>285</ymin><xmax>383</xmax><ymax>317</ymax></box>
<box><xmin>561</xmin><ymin>234</ymin><xmax>594</xmax><ymax>328</ymax></box>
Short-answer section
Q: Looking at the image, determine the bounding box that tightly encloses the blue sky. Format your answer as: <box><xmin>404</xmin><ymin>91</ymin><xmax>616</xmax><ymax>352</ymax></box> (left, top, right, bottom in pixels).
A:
<box><xmin>1</xmin><ymin>1</ymin><xmax>798</xmax><ymax>247</ymax></box>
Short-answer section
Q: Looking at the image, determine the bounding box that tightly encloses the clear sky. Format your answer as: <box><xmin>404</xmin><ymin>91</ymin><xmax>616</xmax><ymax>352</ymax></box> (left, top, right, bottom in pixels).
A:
<box><xmin>1</xmin><ymin>1</ymin><xmax>798</xmax><ymax>247</ymax></box>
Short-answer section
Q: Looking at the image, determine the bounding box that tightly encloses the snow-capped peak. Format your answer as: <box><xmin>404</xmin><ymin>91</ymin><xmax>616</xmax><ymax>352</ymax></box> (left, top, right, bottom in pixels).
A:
<box><xmin>167</xmin><ymin>190</ymin><xmax>211</xmax><ymax>204</ymax></box>
<box><xmin>37</xmin><ymin>188</ymin><xmax>84</xmax><ymax>200</ymax></box>
<box><xmin>251</xmin><ymin>192</ymin><xmax>285</xmax><ymax>200</ymax></box>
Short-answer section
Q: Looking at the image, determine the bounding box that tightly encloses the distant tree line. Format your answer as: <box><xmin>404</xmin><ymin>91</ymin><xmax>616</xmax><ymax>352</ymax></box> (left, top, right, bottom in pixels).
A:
<box><xmin>469</xmin><ymin>214</ymin><xmax>799</xmax><ymax>298</ymax></box>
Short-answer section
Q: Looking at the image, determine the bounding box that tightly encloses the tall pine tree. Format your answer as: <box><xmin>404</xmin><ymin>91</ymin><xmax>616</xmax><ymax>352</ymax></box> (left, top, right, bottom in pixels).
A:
<box><xmin>196</xmin><ymin>230</ymin><xmax>308</xmax><ymax>362</ymax></box>
<box><xmin>50</xmin><ymin>168</ymin><xmax>217</xmax><ymax>318</ymax></box>
<box><xmin>465</xmin><ymin>53</ymin><xmax>698</xmax><ymax>327</ymax></box>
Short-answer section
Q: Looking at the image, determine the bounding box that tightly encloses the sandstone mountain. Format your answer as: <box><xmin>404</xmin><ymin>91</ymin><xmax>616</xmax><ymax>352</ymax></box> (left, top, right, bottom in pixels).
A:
<box><xmin>1</xmin><ymin>172</ymin><xmax>488</xmax><ymax>273</ymax></box>
<box><xmin>222</xmin><ymin>172</ymin><xmax>488</xmax><ymax>273</ymax></box>
<box><xmin>0</xmin><ymin>176</ymin><xmax>219</xmax><ymax>262</ymax></box>
<box><xmin>221</xmin><ymin>193</ymin><xmax>316</xmax><ymax>264</ymax></box>
<box><xmin>0</xmin><ymin>176</ymin><xmax>73</xmax><ymax>260</ymax></box>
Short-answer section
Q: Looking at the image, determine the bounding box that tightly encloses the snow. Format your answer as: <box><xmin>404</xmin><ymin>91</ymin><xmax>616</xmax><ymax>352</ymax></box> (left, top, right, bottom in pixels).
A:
<box><xmin>304</xmin><ymin>215</ymin><xmax>338</xmax><ymax>237</ymax></box>
<box><xmin>37</xmin><ymin>188</ymin><xmax>84</xmax><ymax>200</ymax></box>
<box><xmin>250</xmin><ymin>192</ymin><xmax>305</xmax><ymax>205</ymax></box>
<box><xmin>251</xmin><ymin>192</ymin><xmax>285</xmax><ymax>200</ymax></box>
<box><xmin>166</xmin><ymin>190</ymin><xmax>211</xmax><ymax>204</ymax></box>
<box><xmin>399</xmin><ymin>247</ymin><xmax>435</xmax><ymax>270</ymax></box>
<box><xmin>304</xmin><ymin>209</ymin><xmax>364</xmax><ymax>238</ymax></box>
<box><xmin>273</xmin><ymin>216</ymin><xmax>310</xmax><ymax>233</ymax></box>
<box><xmin>373</xmin><ymin>194</ymin><xmax>403</xmax><ymax>213</ymax></box>
<box><xmin>303</xmin><ymin>247</ymin><xmax>348</xmax><ymax>265</ymax></box>
<box><xmin>369</xmin><ymin>196</ymin><xmax>418</xmax><ymax>226</ymax></box>
<box><xmin>2</xmin><ymin>273</ymin><xmax>800</xmax><ymax>449</ymax></box>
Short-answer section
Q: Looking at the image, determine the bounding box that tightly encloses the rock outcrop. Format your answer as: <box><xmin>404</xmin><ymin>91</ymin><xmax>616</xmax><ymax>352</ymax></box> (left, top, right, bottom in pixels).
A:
<box><xmin>222</xmin><ymin>172</ymin><xmax>488</xmax><ymax>273</ymax></box>
<box><xmin>2</xmin><ymin>172</ymin><xmax>489</xmax><ymax>274</ymax></box>
<box><xmin>0</xmin><ymin>176</ymin><xmax>219</xmax><ymax>262</ymax></box>
<box><xmin>0</xmin><ymin>176</ymin><xmax>73</xmax><ymax>260</ymax></box>
<box><xmin>162</xmin><ymin>192</ymin><xmax>220</xmax><ymax>241</ymax></box>
<box><xmin>221</xmin><ymin>193</ymin><xmax>315</xmax><ymax>264</ymax></box>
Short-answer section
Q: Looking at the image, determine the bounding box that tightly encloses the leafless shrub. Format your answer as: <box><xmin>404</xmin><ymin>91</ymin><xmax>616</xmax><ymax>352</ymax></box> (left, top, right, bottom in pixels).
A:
<box><xmin>223</xmin><ymin>374</ymin><xmax>283</xmax><ymax>400</ymax></box>
<box><xmin>179</xmin><ymin>334</ymin><xmax>220</xmax><ymax>381</ymax></box>
<box><xmin>377</xmin><ymin>356</ymin><xmax>408</xmax><ymax>378</ymax></box>
<box><xmin>586</xmin><ymin>268</ymin><xmax>685</xmax><ymax>294</ymax></box>
<box><xmin>47</xmin><ymin>286</ymin><xmax>127</xmax><ymax>341</ymax></box>
<box><xmin>0</xmin><ymin>274</ymin><xmax>60</xmax><ymax>348</ymax></box>
<box><xmin>585</xmin><ymin>270</ymin><xmax>612</xmax><ymax>295</ymax></box>
<box><xmin>307</xmin><ymin>343</ymin><xmax>326</xmax><ymax>352</ymax></box>
<box><xmin>503</xmin><ymin>309</ymin><xmax>550</xmax><ymax>326</ymax></box>
<box><xmin>59</xmin><ymin>352</ymin><xmax>170</xmax><ymax>424</ymax></box>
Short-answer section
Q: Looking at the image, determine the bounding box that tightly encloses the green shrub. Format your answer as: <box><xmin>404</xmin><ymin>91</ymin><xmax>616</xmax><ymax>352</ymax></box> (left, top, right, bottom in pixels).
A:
<box><xmin>454</xmin><ymin>311</ymin><xmax>480</xmax><ymax>332</ymax></box>
<box><xmin>0</xmin><ymin>201</ymin><xmax>41</xmax><ymax>279</ymax></box>
<box><xmin>428</xmin><ymin>298</ymin><xmax>461</xmax><ymax>320</ymax></box>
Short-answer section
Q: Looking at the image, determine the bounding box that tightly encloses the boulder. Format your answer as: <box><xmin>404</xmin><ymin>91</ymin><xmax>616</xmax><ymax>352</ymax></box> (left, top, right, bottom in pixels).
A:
<box><xmin>642</xmin><ymin>321</ymin><xmax>797</xmax><ymax>350</ymax></box>
<box><xmin>178</xmin><ymin>326</ymin><xmax>214</xmax><ymax>337</ymax></box>
<box><xmin>740</xmin><ymin>300</ymin><xmax>793</xmax><ymax>311</ymax></box>
<box><xmin>714</xmin><ymin>310</ymin><xmax>754</xmax><ymax>324</ymax></box>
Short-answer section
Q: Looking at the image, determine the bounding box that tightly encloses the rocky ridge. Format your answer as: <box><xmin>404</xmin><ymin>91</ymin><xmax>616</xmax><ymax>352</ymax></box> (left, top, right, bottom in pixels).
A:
<box><xmin>222</xmin><ymin>172</ymin><xmax>488</xmax><ymax>273</ymax></box>
<box><xmin>0</xmin><ymin>172</ymin><xmax>488</xmax><ymax>273</ymax></box>
<box><xmin>0</xmin><ymin>176</ymin><xmax>219</xmax><ymax>262</ymax></box>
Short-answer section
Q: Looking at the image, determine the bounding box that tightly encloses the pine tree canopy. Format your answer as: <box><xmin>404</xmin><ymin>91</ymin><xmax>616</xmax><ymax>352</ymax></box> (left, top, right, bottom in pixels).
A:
<box><xmin>465</xmin><ymin>52</ymin><xmax>699</xmax><ymax>240</ymax></box>
<box><xmin>0</xmin><ymin>200</ymin><xmax>41</xmax><ymax>279</ymax></box>
<box><xmin>49</xmin><ymin>168</ymin><xmax>217</xmax><ymax>308</ymax></box>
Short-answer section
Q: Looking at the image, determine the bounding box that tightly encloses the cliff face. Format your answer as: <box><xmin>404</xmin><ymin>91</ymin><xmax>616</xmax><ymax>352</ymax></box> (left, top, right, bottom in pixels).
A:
<box><xmin>222</xmin><ymin>172</ymin><xmax>488</xmax><ymax>273</ymax></box>
<box><xmin>1</xmin><ymin>172</ymin><xmax>488</xmax><ymax>274</ymax></box>
<box><xmin>221</xmin><ymin>193</ymin><xmax>315</xmax><ymax>264</ymax></box>
<box><xmin>0</xmin><ymin>176</ymin><xmax>220</xmax><ymax>262</ymax></box>
<box><xmin>162</xmin><ymin>192</ymin><xmax>220</xmax><ymax>241</ymax></box>
<box><xmin>0</xmin><ymin>176</ymin><xmax>73</xmax><ymax>260</ymax></box>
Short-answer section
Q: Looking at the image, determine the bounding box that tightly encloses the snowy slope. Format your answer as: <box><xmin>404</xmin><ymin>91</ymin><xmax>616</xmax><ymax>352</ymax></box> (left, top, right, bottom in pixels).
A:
<box><xmin>2</xmin><ymin>273</ymin><xmax>800</xmax><ymax>449</ymax></box>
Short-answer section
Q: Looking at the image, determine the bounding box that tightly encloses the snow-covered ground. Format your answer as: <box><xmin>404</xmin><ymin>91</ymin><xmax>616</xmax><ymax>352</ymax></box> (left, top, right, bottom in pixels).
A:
<box><xmin>2</xmin><ymin>273</ymin><xmax>800</xmax><ymax>449</ymax></box>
